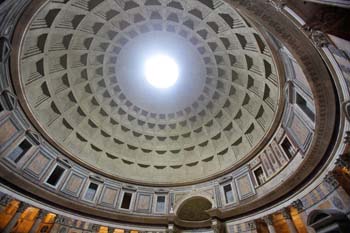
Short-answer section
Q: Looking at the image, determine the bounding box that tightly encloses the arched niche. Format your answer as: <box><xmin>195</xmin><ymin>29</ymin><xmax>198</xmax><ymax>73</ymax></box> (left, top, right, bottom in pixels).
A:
<box><xmin>307</xmin><ymin>209</ymin><xmax>350</xmax><ymax>233</ymax></box>
<box><xmin>176</xmin><ymin>196</ymin><xmax>213</xmax><ymax>222</ymax></box>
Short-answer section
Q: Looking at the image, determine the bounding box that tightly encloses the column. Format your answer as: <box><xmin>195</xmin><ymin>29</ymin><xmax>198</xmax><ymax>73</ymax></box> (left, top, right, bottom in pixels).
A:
<box><xmin>108</xmin><ymin>227</ymin><xmax>115</xmax><ymax>233</ymax></box>
<box><xmin>29</xmin><ymin>209</ymin><xmax>48</xmax><ymax>233</ymax></box>
<box><xmin>292</xmin><ymin>199</ymin><xmax>307</xmax><ymax>228</ymax></box>
<box><xmin>0</xmin><ymin>194</ymin><xmax>12</xmax><ymax>213</ymax></box>
<box><xmin>281</xmin><ymin>208</ymin><xmax>298</xmax><ymax>233</ymax></box>
<box><xmin>335</xmin><ymin>154</ymin><xmax>350</xmax><ymax>195</ymax></box>
<box><xmin>263</xmin><ymin>215</ymin><xmax>276</xmax><ymax>233</ymax></box>
<box><xmin>3</xmin><ymin>201</ymin><xmax>29</xmax><ymax>233</ymax></box>
<box><xmin>248</xmin><ymin>221</ymin><xmax>258</xmax><ymax>233</ymax></box>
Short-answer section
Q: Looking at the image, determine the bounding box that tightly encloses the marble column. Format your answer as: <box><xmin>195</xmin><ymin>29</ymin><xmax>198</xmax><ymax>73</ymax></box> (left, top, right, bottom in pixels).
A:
<box><xmin>29</xmin><ymin>209</ymin><xmax>48</xmax><ymax>233</ymax></box>
<box><xmin>0</xmin><ymin>194</ymin><xmax>12</xmax><ymax>213</ymax></box>
<box><xmin>282</xmin><ymin>208</ymin><xmax>298</xmax><ymax>233</ymax></box>
<box><xmin>3</xmin><ymin>202</ymin><xmax>29</xmax><ymax>233</ymax></box>
<box><xmin>263</xmin><ymin>215</ymin><xmax>276</xmax><ymax>233</ymax></box>
<box><xmin>292</xmin><ymin>199</ymin><xmax>307</xmax><ymax>228</ymax></box>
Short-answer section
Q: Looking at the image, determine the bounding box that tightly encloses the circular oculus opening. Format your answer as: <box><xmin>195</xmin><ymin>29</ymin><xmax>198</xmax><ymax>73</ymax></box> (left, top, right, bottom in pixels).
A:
<box><xmin>144</xmin><ymin>54</ymin><xmax>179</xmax><ymax>89</ymax></box>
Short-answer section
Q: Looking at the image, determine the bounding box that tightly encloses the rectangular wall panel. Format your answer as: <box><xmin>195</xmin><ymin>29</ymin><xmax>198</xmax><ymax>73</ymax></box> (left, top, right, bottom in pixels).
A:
<box><xmin>0</xmin><ymin>117</ymin><xmax>22</xmax><ymax>152</ymax></box>
<box><xmin>135</xmin><ymin>193</ymin><xmax>152</xmax><ymax>213</ymax></box>
<box><xmin>62</xmin><ymin>171</ymin><xmax>86</xmax><ymax>197</ymax></box>
<box><xmin>99</xmin><ymin>185</ymin><xmax>120</xmax><ymax>207</ymax></box>
<box><xmin>23</xmin><ymin>149</ymin><xmax>53</xmax><ymax>179</ymax></box>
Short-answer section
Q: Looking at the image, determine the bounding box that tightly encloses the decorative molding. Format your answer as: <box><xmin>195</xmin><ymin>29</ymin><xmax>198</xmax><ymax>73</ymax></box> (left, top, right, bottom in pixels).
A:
<box><xmin>89</xmin><ymin>174</ymin><xmax>105</xmax><ymax>183</ymax></box>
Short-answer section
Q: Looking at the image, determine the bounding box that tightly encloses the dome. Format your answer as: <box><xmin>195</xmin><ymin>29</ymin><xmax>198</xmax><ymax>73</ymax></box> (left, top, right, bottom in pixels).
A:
<box><xmin>14</xmin><ymin>0</ymin><xmax>281</xmax><ymax>184</ymax></box>
<box><xmin>1</xmin><ymin>0</ymin><xmax>349</xmax><ymax>232</ymax></box>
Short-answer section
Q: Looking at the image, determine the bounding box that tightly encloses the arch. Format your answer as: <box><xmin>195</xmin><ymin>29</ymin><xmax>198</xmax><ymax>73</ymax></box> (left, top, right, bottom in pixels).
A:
<box><xmin>307</xmin><ymin>209</ymin><xmax>350</xmax><ymax>233</ymax></box>
<box><xmin>174</xmin><ymin>193</ymin><xmax>214</xmax><ymax>213</ymax></box>
<box><xmin>176</xmin><ymin>196</ymin><xmax>213</xmax><ymax>221</ymax></box>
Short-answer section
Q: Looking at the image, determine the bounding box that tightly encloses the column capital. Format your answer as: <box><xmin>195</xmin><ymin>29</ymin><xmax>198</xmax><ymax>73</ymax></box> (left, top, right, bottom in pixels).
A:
<box><xmin>91</xmin><ymin>224</ymin><xmax>100</xmax><ymax>231</ymax></box>
<box><xmin>17</xmin><ymin>202</ymin><xmax>30</xmax><ymax>213</ymax></box>
<box><xmin>281</xmin><ymin>208</ymin><xmax>292</xmax><ymax>219</ymax></box>
<box><xmin>37</xmin><ymin>209</ymin><xmax>49</xmax><ymax>219</ymax></box>
<box><xmin>0</xmin><ymin>194</ymin><xmax>12</xmax><ymax>206</ymax></box>
<box><xmin>248</xmin><ymin>220</ymin><xmax>256</xmax><ymax>230</ymax></box>
<box><xmin>263</xmin><ymin>215</ymin><xmax>274</xmax><ymax>225</ymax></box>
<box><xmin>54</xmin><ymin>215</ymin><xmax>67</xmax><ymax>224</ymax></box>
<box><xmin>291</xmin><ymin>199</ymin><xmax>304</xmax><ymax>212</ymax></box>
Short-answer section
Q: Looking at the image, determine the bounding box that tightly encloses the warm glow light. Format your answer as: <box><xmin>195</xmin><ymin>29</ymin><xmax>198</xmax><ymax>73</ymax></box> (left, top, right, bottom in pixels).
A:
<box><xmin>144</xmin><ymin>54</ymin><xmax>179</xmax><ymax>88</ymax></box>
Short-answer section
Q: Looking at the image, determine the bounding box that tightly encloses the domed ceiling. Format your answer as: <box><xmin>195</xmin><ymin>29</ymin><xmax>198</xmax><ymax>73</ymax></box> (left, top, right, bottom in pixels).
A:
<box><xmin>15</xmin><ymin>0</ymin><xmax>281</xmax><ymax>184</ymax></box>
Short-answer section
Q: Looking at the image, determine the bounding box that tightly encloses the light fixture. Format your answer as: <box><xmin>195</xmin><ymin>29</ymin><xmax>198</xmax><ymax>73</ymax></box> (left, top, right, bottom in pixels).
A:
<box><xmin>144</xmin><ymin>54</ymin><xmax>179</xmax><ymax>89</ymax></box>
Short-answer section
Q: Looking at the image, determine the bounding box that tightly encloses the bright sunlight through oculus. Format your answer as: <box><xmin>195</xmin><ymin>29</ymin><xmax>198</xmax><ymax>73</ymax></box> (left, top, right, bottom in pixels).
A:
<box><xmin>144</xmin><ymin>54</ymin><xmax>179</xmax><ymax>89</ymax></box>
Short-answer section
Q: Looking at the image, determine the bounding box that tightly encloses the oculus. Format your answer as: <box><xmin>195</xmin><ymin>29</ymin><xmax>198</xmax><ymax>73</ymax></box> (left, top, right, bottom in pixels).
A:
<box><xmin>144</xmin><ymin>54</ymin><xmax>179</xmax><ymax>89</ymax></box>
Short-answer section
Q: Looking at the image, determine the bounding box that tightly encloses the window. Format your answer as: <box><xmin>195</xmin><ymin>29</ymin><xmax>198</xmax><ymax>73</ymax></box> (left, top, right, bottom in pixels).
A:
<box><xmin>84</xmin><ymin>183</ymin><xmax>98</xmax><ymax>201</ymax></box>
<box><xmin>296</xmin><ymin>93</ymin><xmax>315</xmax><ymax>121</ymax></box>
<box><xmin>46</xmin><ymin>165</ymin><xmax>65</xmax><ymax>186</ymax></box>
<box><xmin>223</xmin><ymin>184</ymin><xmax>234</xmax><ymax>203</ymax></box>
<box><xmin>156</xmin><ymin>196</ymin><xmax>166</xmax><ymax>212</ymax></box>
<box><xmin>254</xmin><ymin>167</ymin><xmax>266</xmax><ymax>186</ymax></box>
<box><xmin>8</xmin><ymin>139</ymin><xmax>32</xmax><ymax>163</ymax></box>
<box><xmin>120</xmin><ymin>192</ymin><xmax>132</xmax><ymax>209</ymax></box>
<box><xmin>281</xmin><ymin>138</ymin><xmax>294</xmax><ymax>159</ymax></box>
